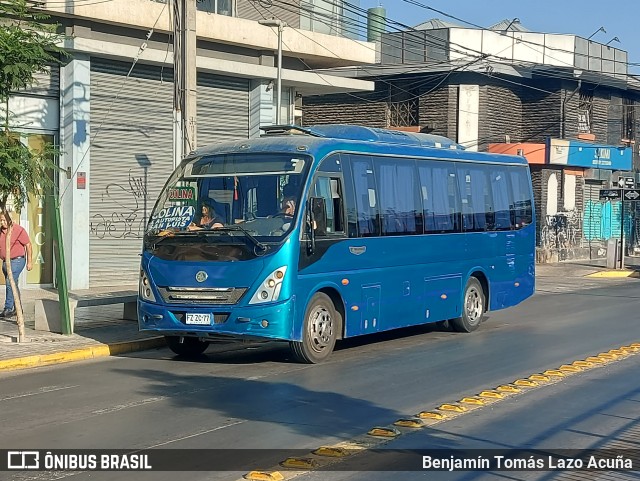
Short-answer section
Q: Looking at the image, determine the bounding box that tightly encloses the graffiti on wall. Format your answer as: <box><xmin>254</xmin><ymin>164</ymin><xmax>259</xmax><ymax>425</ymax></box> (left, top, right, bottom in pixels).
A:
<box><xmin>540</xmin><ymin>210</ymin><xmax>581</xmax><ymax>249</ymax></box>
<box><xmin>89</xmin><ymin>170</ymin><xmax>148</xmax><ymax>239</ymax></box>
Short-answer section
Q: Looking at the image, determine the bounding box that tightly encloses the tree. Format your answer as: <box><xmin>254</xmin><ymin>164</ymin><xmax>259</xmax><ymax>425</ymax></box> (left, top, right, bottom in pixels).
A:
<box><xmin>0</xmin><ymin>0</ymin><xmax>67</xmax><ymax>341</ymax></box>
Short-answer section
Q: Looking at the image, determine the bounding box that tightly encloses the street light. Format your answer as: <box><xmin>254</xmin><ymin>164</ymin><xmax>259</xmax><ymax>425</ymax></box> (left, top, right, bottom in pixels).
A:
<box><xmin>502</xmin><ymin>17</ymin><xmax>520</xmax><ymax>32</ymax></box>
<box><xmin>605</xmin><ymin>36</ymin><xmax>620</xmax><ymax>46</ymax></box>
<box><xmin>258</xmin><ymin>18</ymin><xmax>287</xmax><ymax>125</ymax></box>
<box><xmin>587</xmin><ymin>26</ymin><xmax>606</xmax><ymax>40</ymax></box>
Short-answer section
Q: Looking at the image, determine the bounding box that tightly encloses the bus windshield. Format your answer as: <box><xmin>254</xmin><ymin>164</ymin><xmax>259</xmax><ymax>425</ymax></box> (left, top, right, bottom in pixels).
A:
<box><xmin>144</xmin><ymin>153</ymin><xmax>311</xmax><ymax>260</ymax></box>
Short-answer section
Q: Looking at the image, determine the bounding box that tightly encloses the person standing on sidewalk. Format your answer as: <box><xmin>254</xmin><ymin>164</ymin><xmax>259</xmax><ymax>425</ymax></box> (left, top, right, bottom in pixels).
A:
<box><xmin>0</xmin><ymin>214</ymin><xmax>33</xmax><ymax>319</ymax></box>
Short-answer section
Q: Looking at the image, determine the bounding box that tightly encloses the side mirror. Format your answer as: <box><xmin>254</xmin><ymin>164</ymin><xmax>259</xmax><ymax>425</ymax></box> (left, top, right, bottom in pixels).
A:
<box><xmin>310</xmin><ymin>197</ymin><xmax>328</xmax><ymax>236</ymax></box>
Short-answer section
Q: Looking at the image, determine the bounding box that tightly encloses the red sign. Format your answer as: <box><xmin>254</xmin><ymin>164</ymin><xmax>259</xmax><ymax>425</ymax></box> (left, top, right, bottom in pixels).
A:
<box><xmin>77</xmin><ymin>172</ymin><xmax>86</xmax><ymax>190</ymax></box>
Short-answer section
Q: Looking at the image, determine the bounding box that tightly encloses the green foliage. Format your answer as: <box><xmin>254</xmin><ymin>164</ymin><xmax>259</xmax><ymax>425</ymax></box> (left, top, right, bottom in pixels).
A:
<box><xmin>0</xmin><ymin>134</ymin><xmax>56</xmax><ymax>212</ymax></box>
<box><xmin>0</xmin><ymin>0</ymin><xmax>67</xmax><ymax>105</ymax></box>
<box><xmin>0</xmin><ymin>0</ymin><xmax>67</xmax><ymax>212</ymax></box>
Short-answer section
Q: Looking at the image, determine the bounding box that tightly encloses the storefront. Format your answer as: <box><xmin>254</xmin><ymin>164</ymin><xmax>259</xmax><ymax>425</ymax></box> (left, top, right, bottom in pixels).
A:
<box><xmin>488</xmin><ymin>140</ymin><xmax>633</xmax><ymax>260</ymax></box>
<box><xmin>87</xmin><ymin>59</ymin><xmax>251</xmax><ymax>287</ymax></box>
<box><xmin>1</xmin><ymin>67</ymin><xmax>59</xmax><ymax>288</ymax></box>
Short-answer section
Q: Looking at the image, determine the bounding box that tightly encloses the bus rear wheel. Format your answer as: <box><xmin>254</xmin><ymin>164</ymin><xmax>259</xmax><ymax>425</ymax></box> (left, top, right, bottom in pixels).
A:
<box><xmin>165</xmin><ymin>336</ymin><xmax>209</xmax><ymax>357</ymax></box>
<box><xmin>451</xmin><ymin>277</ymin><xmax>485</xmax><ymax>333</ymax></box>
<box><xmin>290</xmin><ymin>292</ymin><xmax>337</xmax><ymax>364</ymax></box>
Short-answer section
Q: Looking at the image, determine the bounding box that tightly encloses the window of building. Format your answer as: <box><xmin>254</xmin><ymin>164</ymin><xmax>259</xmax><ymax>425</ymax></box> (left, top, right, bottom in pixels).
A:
<box><xmin>151</xmin><ymin>0</ymin><xmax>233</xmax><ymax>16</ymax></box>
<box><xmin>197</xmin><ymin>0</ymin><xmax>232</xmax><ymax>15</ymax></box>
<box><xmin>622</xmin><ymin>97</ymin><xmax>635</xmax><ymax>142</ymax></box>
<box><xmin>578</xmin><ymin>91</ymin><xmax>593</xmax><ymax>134</ymax></box>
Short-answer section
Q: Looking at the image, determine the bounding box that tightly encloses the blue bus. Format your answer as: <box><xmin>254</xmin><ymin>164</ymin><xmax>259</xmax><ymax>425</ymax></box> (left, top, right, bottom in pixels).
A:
<box><xmin>139</xmin><ymin>125</ymin><xmax>535</xmax><ymax>363</ymax></box>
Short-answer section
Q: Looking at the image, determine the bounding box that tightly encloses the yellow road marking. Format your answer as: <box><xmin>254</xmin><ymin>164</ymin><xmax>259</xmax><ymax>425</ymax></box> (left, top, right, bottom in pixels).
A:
<box><xmin>238</xmin><ymin>343</ymin><xmax>640</xmax><ymax>481</ymax></box>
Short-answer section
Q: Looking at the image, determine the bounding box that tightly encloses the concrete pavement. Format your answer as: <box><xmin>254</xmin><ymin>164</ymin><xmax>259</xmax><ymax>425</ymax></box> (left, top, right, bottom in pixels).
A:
<box><xmin>0</xmin><ymin>303</ymin><xmax>166</xmax><ymax>372</ymax></box>
<box><xmin>0</xmin><ymin>259</ymin><xmax>638</xmax><ymax>373</ymax></box>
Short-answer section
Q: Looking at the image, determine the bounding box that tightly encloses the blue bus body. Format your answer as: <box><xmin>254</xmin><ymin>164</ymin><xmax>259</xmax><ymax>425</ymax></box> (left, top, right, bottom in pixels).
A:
<box><xmin>139</xmin><ymin>125</ymin><xmax>535</xmax><ymax>362</ymax></box>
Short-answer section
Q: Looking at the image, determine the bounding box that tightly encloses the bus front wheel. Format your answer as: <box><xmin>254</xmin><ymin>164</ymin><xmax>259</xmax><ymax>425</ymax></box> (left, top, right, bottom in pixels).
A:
<box><xmin>451</xmin><ymin>277</ymin><xmax>485</xmax><ymax>333</ymax></box>
<box><xmin>290</xmin><ymin>292</ymin><xmax>337</xmax><ymax>363</ymax></box>
<box><xmin>165</xmin><ymin>336</ymin><xmax>209</xmax><ymax>357</ymax></box>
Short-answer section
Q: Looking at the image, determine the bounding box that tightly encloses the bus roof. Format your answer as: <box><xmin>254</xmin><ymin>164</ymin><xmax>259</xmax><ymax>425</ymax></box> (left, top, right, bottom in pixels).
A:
<box><xmin>191</xmin><ymin>124</ymin><xmax>528</xmax><ymax>166</ymax></box>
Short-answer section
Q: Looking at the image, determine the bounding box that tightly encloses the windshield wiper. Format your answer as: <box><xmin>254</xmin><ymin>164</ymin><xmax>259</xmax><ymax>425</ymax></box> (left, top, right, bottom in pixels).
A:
<box><xmin>146</xmin><ymin>227</ymin><xmax>267</xmax><ymax>253</ymax></box>
<box><xmin>213</xmin><ymin>225</ymin><xmax>268</xmax><ymax>253</ymax></box>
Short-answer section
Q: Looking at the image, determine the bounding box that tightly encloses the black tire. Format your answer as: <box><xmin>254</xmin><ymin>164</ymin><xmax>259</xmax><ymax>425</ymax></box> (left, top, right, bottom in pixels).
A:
<box><xmin>165</xmin><ymin>336</ymin><xmax>209</xmax><ymax>357</ymax></box>
<box><xmin>290</xmin><ymin>292</ymin><xmax>338</xmax><ymax>363</ymax></box>
<box><xmin>451</xmin><ymin>277</ymin><xmax>485</xmax><ymax>333</ymax></box>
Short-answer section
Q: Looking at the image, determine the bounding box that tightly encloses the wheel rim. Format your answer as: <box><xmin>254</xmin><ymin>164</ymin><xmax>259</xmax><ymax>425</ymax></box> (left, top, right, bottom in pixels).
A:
<box><xmin>307</xmin><ymin>305</ymin><xmax>333</xmax><ymax>353</ymax></box>
<box><xmin>465</xmin><ymin>286</ymin><xmax>483</xmax><ymax>325</ymax></box>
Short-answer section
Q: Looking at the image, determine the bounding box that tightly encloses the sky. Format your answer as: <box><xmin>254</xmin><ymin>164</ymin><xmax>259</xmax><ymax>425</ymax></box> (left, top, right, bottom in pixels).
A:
<box><xmin>359</xmin><ymin>0</ymin><xmax>639</xmax><ymax>67</ymax></box>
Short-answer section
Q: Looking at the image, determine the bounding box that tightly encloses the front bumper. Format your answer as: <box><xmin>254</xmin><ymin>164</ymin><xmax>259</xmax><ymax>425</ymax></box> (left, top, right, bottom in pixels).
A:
<box><xmin>138</xmin><ymin>297</ymin><xmax>295</xmax><ymax>341</ymax></box>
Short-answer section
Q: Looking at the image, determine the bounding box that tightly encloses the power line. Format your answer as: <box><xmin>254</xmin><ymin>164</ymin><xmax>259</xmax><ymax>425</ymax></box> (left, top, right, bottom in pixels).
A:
<box><xmin>257</xmin><ymin>0</ymin><xmax>489</xmax><ymax>105</ymax></box>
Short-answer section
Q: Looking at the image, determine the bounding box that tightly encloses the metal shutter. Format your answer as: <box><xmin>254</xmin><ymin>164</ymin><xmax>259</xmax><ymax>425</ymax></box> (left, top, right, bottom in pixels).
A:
<box><xmin>14</xmin><ymin>64</ymin><xmax>59</xmax><ymax>97</ymax></box>
<box><xmin>196</xmin><ymin>72</ymin><xmax>249</xmax><ymax>146</ymax></box>
<box><xmin>583</xmin><ymin>180</ymin><xmax>605</xmax><ymax>245</ymax></box>
<box><xmin>89</xmin><ymin>60</ymin><xmax>175</xmax><ymax>287</ymax></box>
<box><xmin>89</xmin><ymin>61</ymin><xmax>250</xmax><ymax>287</ymax></box>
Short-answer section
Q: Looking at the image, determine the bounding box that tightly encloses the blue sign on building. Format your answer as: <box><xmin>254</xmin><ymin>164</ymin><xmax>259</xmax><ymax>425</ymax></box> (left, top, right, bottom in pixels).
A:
<box><xmin>547</xmin><ymin>139</ymin><xmax>632</xmax><ymax>171</ymax></box>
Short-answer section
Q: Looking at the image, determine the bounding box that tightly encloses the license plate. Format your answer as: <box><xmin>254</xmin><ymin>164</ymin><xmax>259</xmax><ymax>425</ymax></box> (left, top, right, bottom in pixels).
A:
<box><xmin>185</xmin><ymin>313</ymin><xmax>211</xmax><ymax>325</ymax></box>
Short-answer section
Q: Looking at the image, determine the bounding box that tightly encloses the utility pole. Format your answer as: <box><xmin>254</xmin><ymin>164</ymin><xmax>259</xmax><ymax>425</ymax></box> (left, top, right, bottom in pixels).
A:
<box><xmin>173</xmin><ymin>0</ymin><xmax>197</xmax><ymax>168</ymax></box>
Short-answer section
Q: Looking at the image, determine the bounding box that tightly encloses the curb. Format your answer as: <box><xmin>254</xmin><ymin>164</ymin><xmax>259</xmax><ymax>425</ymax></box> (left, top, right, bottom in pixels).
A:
<box><xmin>585</xmin><ymin>270</ymin><xmax>640</xmax><ymax>278</ymax></box>
<box><xmin>0</xmin><ymin>337</ymin><xmax>167</xmax><ymax>372</ymax></box>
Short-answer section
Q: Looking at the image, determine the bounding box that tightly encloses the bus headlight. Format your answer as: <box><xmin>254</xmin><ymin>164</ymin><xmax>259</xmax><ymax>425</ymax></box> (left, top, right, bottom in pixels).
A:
<box><xmin>249</xmin><ymin>266</ymin><xmax>288</xmax><ymax>304</ymax></box>
<box><xmin>139</xmin><ymin>269</ymin><xmax>156</xmax><ymax>302</ymax></box>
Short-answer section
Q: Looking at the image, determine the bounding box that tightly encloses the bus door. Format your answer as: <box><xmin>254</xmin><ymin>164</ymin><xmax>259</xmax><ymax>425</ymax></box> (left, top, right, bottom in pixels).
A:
<box><xmin>299</xmin><ymin>154</ymin><xmax>382</xmax><ymax>337</ymax></box>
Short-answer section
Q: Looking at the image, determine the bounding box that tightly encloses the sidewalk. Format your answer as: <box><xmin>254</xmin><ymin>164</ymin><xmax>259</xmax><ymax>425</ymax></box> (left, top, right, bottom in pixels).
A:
<box><xmin>0</xmin><ymin>290</ymin><xmax>166</xmax><ymax>372</ymax></box>
<box><xmin>1</xmin><ymin>258</ymin><xmax>639</xmax><ymax>373</ymax></box>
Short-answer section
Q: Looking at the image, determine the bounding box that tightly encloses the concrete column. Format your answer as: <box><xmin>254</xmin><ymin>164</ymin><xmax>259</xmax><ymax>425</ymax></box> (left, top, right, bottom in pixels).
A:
<box><xmin>458</xmin><ymin>85</ymin><xmax>479</xmax><ymax>151</ymax></box>
<box><xmin>59</xmin><ymin>55</ymin><xmax>91</xmax><ymax>290</ymax></box>
<box><xmin>249</xmin><ymin>80</ymin><xmax>275</xmax><ymax>138</ymax></box>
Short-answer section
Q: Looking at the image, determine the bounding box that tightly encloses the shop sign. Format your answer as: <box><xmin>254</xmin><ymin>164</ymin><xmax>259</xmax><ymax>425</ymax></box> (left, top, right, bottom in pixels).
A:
<box><xmin>548</xmin><ymin>139</ymin><xmax>632</xmax><ymax>170</ymax></box>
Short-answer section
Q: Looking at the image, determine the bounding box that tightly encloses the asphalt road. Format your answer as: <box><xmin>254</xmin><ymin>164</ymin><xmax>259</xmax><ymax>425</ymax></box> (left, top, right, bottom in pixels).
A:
<box><xmin>1</xmin><ymin>274</ymin><xmax>639</xmax><ymax>481</ymax></box>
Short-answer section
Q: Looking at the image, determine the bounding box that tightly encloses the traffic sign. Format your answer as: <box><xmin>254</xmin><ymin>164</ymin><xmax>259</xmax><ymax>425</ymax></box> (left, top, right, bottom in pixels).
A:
<box><xmin>600</xmin><ymin>189</ymin><xmax>621</xmax><ymax>200</ymax></box>
<box><xmin>617</xmin><ymin>176</ymin><xmax>636</xmax><ymax>188</ymax></box>
<box><xmin>624</xmin><ymin>189</ymin><xmax>640</xmax><ymax>200</ymax></box>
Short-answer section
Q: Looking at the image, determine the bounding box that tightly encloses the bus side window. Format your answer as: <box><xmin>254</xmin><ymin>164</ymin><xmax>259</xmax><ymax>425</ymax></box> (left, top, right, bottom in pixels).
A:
<box><xmin>339</xmin><ymin>154</ymin><xmax>359</xmax><ymax>238</ymax></box>
<box><xmin>457</xmin><ymin>166</ymin><xmax>491</xmax><ymax>232</ymax></box>
<box><xmin>373</xmin><ymin>157</ymin><xmax>421</xmax><ymax>236</ymax></box>
<box><xmin>508</xmin><ymin>166</ymin><xmax>533</xmax><ymax>228</ymax></box>
<box><xmin>418</xmin><ymin>161</ymin><xmax>459</xmax><ymax>234</ymax></box>
<box><xmin>312</xmin><ymin>176</ymin><xmax>344</xmax><ymax>235</ymax></box>
<box><xmin>489</xmin><ymin>167</ymin><xmax>512</xmax><ymax>230</ymax></box>
<box><xmin>350</xmin><ymin>156</ymin><xmax>380</xmax><ymax>237</ymax></box>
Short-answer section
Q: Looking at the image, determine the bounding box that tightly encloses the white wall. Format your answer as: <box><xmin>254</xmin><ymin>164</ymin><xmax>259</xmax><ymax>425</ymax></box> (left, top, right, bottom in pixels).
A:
<box><xmin>7</xmin><ymin>96</ymin><xmax>59</xmax><ymax>131</ymax></box>
<box><xmin>457</xmin><ymin>85</ymin><xmax>479</xmax><ymax>151</ymax></box>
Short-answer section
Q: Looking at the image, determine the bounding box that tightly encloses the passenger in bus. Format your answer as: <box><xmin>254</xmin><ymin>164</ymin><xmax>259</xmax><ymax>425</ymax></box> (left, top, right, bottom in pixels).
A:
<box><xmin>188</xmin><ymin>202</ymin><xmax>224</xmax><ymax>230</ymax></box>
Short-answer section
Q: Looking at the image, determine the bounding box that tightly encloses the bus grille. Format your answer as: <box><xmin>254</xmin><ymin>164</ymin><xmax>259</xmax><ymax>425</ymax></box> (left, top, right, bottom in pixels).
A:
<box><xmin>158</xmin><ymin>287</ymin><xmax>247</xmax><ymax>305</ymax></box>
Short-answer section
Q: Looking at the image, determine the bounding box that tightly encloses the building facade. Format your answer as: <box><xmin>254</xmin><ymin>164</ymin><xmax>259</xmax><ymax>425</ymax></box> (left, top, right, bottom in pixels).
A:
<box><xmin>6</xmin><ymin>0</ymin><xmax>375</xmax><ymax>289</ymax></box>
<box><xmin>302</xmin><ymin>20</ymin><xmax>640</xmax><ymax>262</ymax></box>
